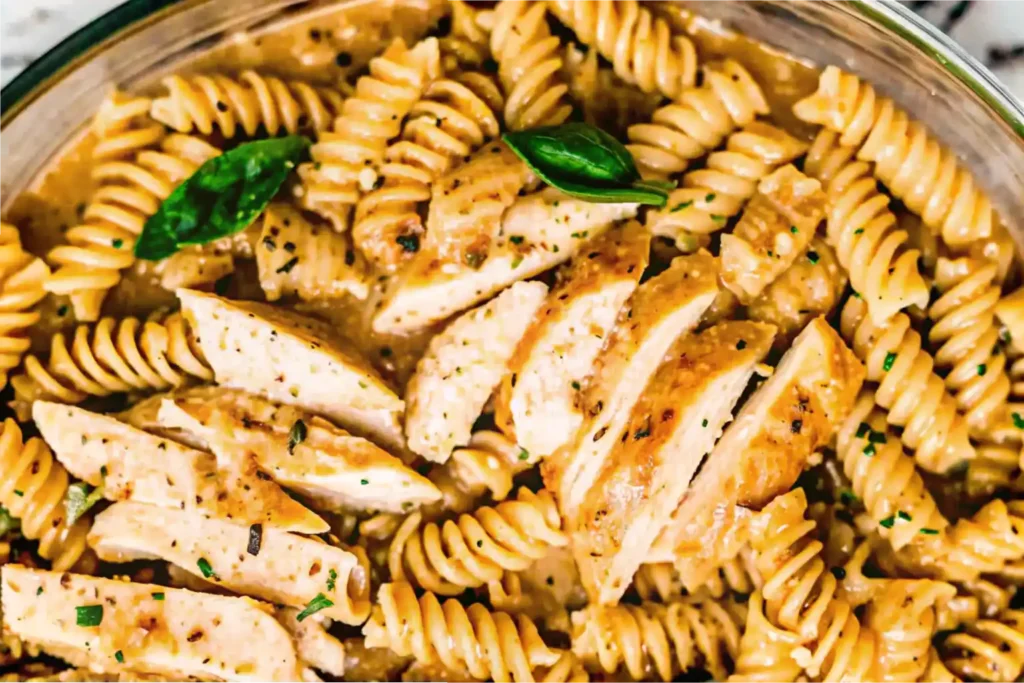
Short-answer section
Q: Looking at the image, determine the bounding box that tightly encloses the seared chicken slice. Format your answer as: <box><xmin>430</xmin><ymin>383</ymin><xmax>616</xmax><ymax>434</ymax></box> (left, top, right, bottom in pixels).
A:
<box><xmin>158</xmin><ymin>387</ymin><xmax>441</xmax><ymax>514</ymax></box>
<box><xmin>117</xmin><ymin>393</ymin><xmax>208</xmax><ymax>450</ymax></box>
<box><xmin>572</xmin><ymin>321</ymin><xmax>776</xmax><ymax>604</ymax></box>
<box><xmin>88</xmin><ymin>502</ymin><xmax>371</xmax><ymax>625</ymax></box>
<box><xmin>648</xmin><ymin>318</ymin><xmax>865</xmax><ymax>585</ymax></box>
<box><xmin>32</xmin><ymin>401</ymin><xmax>326</xmax><ymax>534</ymax></box>
<box><xmin>405</xmin><ymin>281</ymin><xmax>548</xmax><ymax>462</ymax></box>
<box><xmin>1</xmin><ymin>566</ymin><xmax>304</xmax><ymax>681</ymax></box>
<box><xmin>720</xmin><ymin>165</ymin><xmax>825</xmax><ymax>303</ymax></box>
<box><xmin>373</xmin><ymin>189</ymin><xmax>638</xmax><ymax>335</ymax></box>
<box><xmin>494</xmin><ymin>222</ymin><xmax>649</xmax><ymax>460</ymax></box>
<box><xmin>178</xmin><ymin>288</ymin><xmax>405</xmax><ymax>453</ymax></box>
<box><xmin>542</xmin><ymin>251</ymin><xmax>721</xmax><ymax>517</ymax></box>
<box><xmin>276</xmin><ymin>608</ymin><xmax>347</xmax><ymax>678</ymax></box>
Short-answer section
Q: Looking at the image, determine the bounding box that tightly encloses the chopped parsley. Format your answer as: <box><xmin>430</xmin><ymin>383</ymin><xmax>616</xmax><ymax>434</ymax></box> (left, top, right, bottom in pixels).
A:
<box><xmin>510</xmin><ymin>255</ymin><xmax>524</xmax><ymax>269</ymax></box>
<box><xmin>704</xmin><ymin>193</ymin><xmax>716</xmax><ymax>202</ymax></box>
<box><xmin>855</xmin><ymin>422</ymin><xmax>871</xmax><ymax>438</ymax></box>
<box><xmin>509</xmin><ymin>235</ymin><xmax>524</xmax><ymax>245</ymax></box>
<box><xmin>883</xmin><ymin>352</ymin><xmax>897</xmax><ymax>372</ymax></box>
<box><xmin>65</xmin><ymin>481</ymin><xmax>104</xmax><ymax>525</ymax></box>
<box><xmin>360</xmin><ymin>479</ymin><xmax>369</xmax><ymax>486</ymax></box>
<box><xmin>197</xmin><ymin>557</ymin><xmax>215</xmax><ymax>579</ymax></box>
<box><xmin>919</xmin><ymin>528</ymin><xmax>939</xmax><ymax>535</ymax></box>
<box><xmin>518</xmin><ymin>448</ymin><xmax>530</xmax><ymax>461</ymax></box>
<box><xmin>296</xmin><ymin>593</ymin><xmax>334</xmax><ymax>622</ymax></box>
<box><xmin>977</xmin><ymin>364</ymin><xmax>987</xmax><ymax>376</ymax></box>
<box><xmin>879</xmin><ymin>516</ymin><xmax>895</xmax><ymax>529</ymax></box>
<box><xmin>326</xmin><ymin>568</ymin><xmax>338</xmax><ymax>592</ymax></box>
<box><xmin>114</xmin><ymin>651</ymin><xmax>124</xmax><ymax>664</ymax></box>
<box><xmin>111</xmin><ymin>238</ymin><xmax>123</xmax><ymax>249</ymax></box>
<box><xmin>897</xmin><ymin>510</ymin><xmax>912</xmax><ymax>521</ymax></box>
<box><xmin>863</xmin><ymin>444</ymin><xmax>876</xmax><ymax>457</ymax></box>
<box><xmin>396</xmin><ymin>234</ymin><xmax>420</xmax><ymax>253</ymax></box>
<box><xmin>806</xmin><ymin>250</ymin><xmax>820</xmax><ymax>264</ymax></box>
<box><xmin>790</xmin><ymin>226</ymin><xmax>798</xmax><ymax>233</ymax></box>
<box><xmin>288</xmin><ymin>419</ymin><xmax>307</xmax><ymax>454</ymax></box>
<box><xmin>1014</xmin><ymin>412</ymin><xmax>1024</xmax><ymax>429</ymax></box>
<box><xmin>571</xmin><ymin>381</ymin><xmax>581</xmax><ymax>390</ymax></box>
<box><xmin>151</xmin><ymin>592</ymin><xmax>165</xmax><ymax>601</ymax></box>
<box><xmin>76</xmin><ymin>604</ymin><xmax>103</xmax><ymax>627</ymax></box>
<box><xmin>670</xmin><ymin>200</ymin><xmax>693</xmax><ymax>213</ymax></box>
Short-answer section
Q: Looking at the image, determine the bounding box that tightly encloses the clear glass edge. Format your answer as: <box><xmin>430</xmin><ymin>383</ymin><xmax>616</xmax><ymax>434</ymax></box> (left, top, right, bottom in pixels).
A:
<box><xmin>2</xmin><ymin>0</ymin><xmax>1022</xmax><ymax>138</ymax></box>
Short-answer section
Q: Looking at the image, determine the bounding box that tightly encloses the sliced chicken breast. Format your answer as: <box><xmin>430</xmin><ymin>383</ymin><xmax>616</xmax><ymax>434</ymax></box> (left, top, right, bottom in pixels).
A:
<box><xmin>276</xmin><ymin>608</ymin><xmax>347</xmax><ymax>678</ymax></box>
<box><xmin>1</xmin><ymin>566</ymin><xmax>303</xmax><ymax>681</ymax></box>
<box><xmin>31</xmin><ymin>401</ymin><xmax>326</xmax><ymax>534</ymax></box>
<box><xmin>157</xmin><ymin>387</ymin><xmax>441</xmax><ymax>514</ymax></box>
<box><xmin>648</xmin><ymin>318</ymin><xmax>865</xmax><ymax>585</ymax></box>
<box><xmin>572</xmin><ymin>321</ymin><xmax>777</xmax><ymax>604</ymax></box>
<box><xmin>88</xmin><ymin>502</ymin><xmax>370</xmax><ymax>625</ymax></box>
<box><xmin>405</xmin><ymin>281</ymin><xmax>548</xmax><ymax>462</ymax></box>
<box><xmin>178</xmin><ymin>289</ymin><xmax>405</xmax><ymax>452</ymax></box>
<box><xmin>494</xmin><ymin>221</ymin><xmax>649</xmax><ymax>461</ymax></box>
<box><xmin>542</xmin><ymin>251</ymin><xmax>721</xmax><ymax>517</ymax></box>
<box><xmin>720</xmin><ymin>164</ymin><xmax>826</xmax><ymax>303</ymax></box>
<box><xmin>373</xmin><ymin>189</ymin><xmax>638</xmax><ymax>335</ymax></box>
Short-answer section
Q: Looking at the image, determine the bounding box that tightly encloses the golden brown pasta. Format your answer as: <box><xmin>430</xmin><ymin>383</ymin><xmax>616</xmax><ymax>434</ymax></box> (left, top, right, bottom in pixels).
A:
<box><xmin>864</xmin><ymin>579</ymin><xmax>956</xmax><ymax>682</ymax></box>
<box><xmin>150</xmin><ymin>70</ymin><xmax>345</xmax><ymax>138</ymax></box>
<box><xmin>426</xmin><ymin>430</ymin><xmax>523</xmax><ymax>516</ymax></box>
<box><xmin>0</xmin><ymin>224</ymin><xmax>49</xmax><ymax>389</ymax></box>
<box><xmin>298</xmin><ymin>37</ymin><xmax>442</xmax><ymax>231</ymax></box>
<box><xmin>966</xmin><ymin>443</ymin><xmax>1024</xmax><ymax>498</ymax></box>
<box><xmin>804</xmin><ymin>128</ymin><xmax>929</xmax><ymax>324</ymax></box>
<box><xmin>546</xmin><ymin>0</ymin><xmax>698</xmax><ymax>100</ymax></box>
<box><xmin>489</xmin><ymin>1</ymin><xmax>573</xmax><ymax>131</ymax></box>
<box><xmin>839</xmin><ymin>296</ymin><xmax>975</xmax><ymax>473</ymax></box>
<box><xmin>635</xmin><ymin>552</ymin><xmax>761</xmax><ymax>604</ymax></box>
<box><xmin>353</xmin><ymin>71</ymin><xmax>501</xmax><ymax>270</ymax></box>
<box><xmin>0</xmin><ymin>418</ymin><xmax>90</xmax><ymax>571</ymax></box>
<box><xmin>90</xmin><ymin>90</ymin><xmax>166</xmax><ymax>161</ymax></box>
<box><xmin>627</xmin><ymin>59</ymin><xmax>769</xmax><ymax>180</ymax></box>
<box><xmin>44</xmin><ymin>133</ymin><xmax>221</xmax><ymax>321</ymax></box>
<box><xmin>728</xmin><ymin>591</ymin><xmax>803</xmax><ymax>682</ymax></box>
<box><xmin>9</xmin><ymin>312</ymin><xmax>210</xmax><ymax>416</ymax></box>
<box><xmin>794</xmin><ymin>65</ymin><xmax>995</xmax><ymax>248</ymax></box>
<box><xmin>941</xmin><ymin>610</ymin><xmax>1024</xmax><ymax>682</ymax></box>
<box><xmin>387</xmin><ymin>488</ymin><xmax>566</xmax><ymax>596</ymax></box>
<box><xmin>440</xmin><ymin>0</ymin><xmax>491</xmax><ymax>71</ymax></box>
<box><xmin>363</xmin><ymin>581</ymin><xmax>568</xmax><ymax>683</ymax></box>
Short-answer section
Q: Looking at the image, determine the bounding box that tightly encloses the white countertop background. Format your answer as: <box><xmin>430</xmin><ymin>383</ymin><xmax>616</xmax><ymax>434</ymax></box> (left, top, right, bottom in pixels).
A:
<box><xmin>1</xmin><ymin>0</ymin><xmax>1022</xmax><ymax>97</ymax></box>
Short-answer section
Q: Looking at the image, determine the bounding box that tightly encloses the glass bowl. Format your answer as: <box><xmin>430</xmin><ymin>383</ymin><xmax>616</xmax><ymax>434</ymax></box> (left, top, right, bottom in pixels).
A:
<box><xmin>2</xmin><ymin>0</ymin><xmax>1023</xmax><ymax>241</ymax></box>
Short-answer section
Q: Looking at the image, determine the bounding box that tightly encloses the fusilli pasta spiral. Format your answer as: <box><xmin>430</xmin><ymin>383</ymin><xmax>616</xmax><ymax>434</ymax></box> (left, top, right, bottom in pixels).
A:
<box><xmin>429</xmin><ymin>430</ymin><xmax>523</xmax><ymax>516</ymax></box>
<box><xmin>150</xmin><ymin>70</ymin><xmax>345</xmax><ymax>138</ymax></box>
<box><xmin>794</xmin><ymin>65</ymin><xmax>995</xmax><ymax>248</ymax></box>
<box><xmin>570</xmin><ymin>597</ymin><xmax>745</xmax><ymax>682</ymax></box>
<box><xmin>966</xmin><ymin>443</ymin><xmax>1023</xmax><ymax>498</ymax></box>
<box><xmin>646</xmin><ymin>122</ymin><xmax>807</xmax><ymax>251</ymax></box>
<box><xmin>0</xmin><ymin>418</ymin><xmax>90</xmax><ymax>571</ymax></box>
<box><xmin>0</xmin><ymin>224</ymin><xmax>50</xmax><ymax>389</ymax></box>
<box><xmin>728</xmin><ymin>591</ymin><xmax>803</xmax><ymax>682</ymax></box>
<box><xmin>635</xmin><ymin>552</ymin><xmax>761</xmax><ymax>604</ymax></box>
<box><xmin>839</xmin><ymin>296</ymin><xmax>975</xmax><ymax>473</ymax></box>
<box><xmin>298</xmin><ymin>37</ymin><xmax>442</xmax><ymax>231</ymax></box>
<box><xmin>804</xmin><ymin>128</ymin><xmax>929</xmax><ymax>324</ymax></box>
<box><xmin>44</xmin><ymin>133</ymin><xmax>221</xmax><ymax>321</ymax></box>
<box><xmin>91</xmin><ymin>91</ymin><xmax>166</xmax><ymax>161</ymax></box>
<box><xmin>942</xmin><ymin>610</ymin><xmax>1024</xmax><ymax>682</ymax></box>
<box><xmin>9</xmin><ymin>312</ymin><xmax>211</xmax><ymax>414</ymax></box>
<box><xmin>353</xmin><ymin>72</ymin><xmax>501</xmax><ymax>270</ymax></box>
<box><xmin>864</xmin><ymin>579</ymin><xmax>956</xmax><ymax>682</ymax></box>
<box><xmin>364</xmin><ymin>581</ymin><xmax>566</xmax><ymax>683</ymax></box>
<box><xmin>388</xmin><ymin>488</ymin><xmax>567</xmax><ymax>596</ymax></box>
<box><xmin>546</xmin><ymin>0</ymin><xmax>698</xmax><ymax>100</ymax></box>
<box><xmin>929</xmin><ymin>256</ymin><xmax>1010</xmax><ymax>437</ymax></box>
<box><xmin>489</xmin><ymin>1</ymin><xmax>572</xmax><ymax>131</ymax></box>
<box><xmin>440</xmin><ymin>0</ymin><xmax>491</xmax><ymax>71</ymax></box>
<box><xmin>627</xmin><ymin>59</ymin><xmax>769</xmax><ymax>179</ymax></box>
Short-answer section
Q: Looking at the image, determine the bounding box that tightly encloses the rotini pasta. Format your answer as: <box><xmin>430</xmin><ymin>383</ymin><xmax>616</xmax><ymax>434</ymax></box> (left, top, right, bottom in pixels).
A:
<box><xmin>387</xmin><ymin>488</ymin><xmax>567</xmax><ymax>596</ymax></box>
<box><xmin>942</xmin><ymin>610</ymin><xmax>1024</xmax><ymax>682</ymax></box>
<box><xmin>0</xmin><ymin>418</ymin><xmax>89</xmax><ymax>571</ymax></box>
<box><xmin>0</xmin><ymin>224</ymin><xmax>50</xmax><ymax>389</ymax></box>
<box><xmin>90</xmin><ymin>90</ymin><xmax>166</xmax><ymax>161</ymax></box>
<box><xmin>560</xmin><ymin>44</ymin><xmax>661</xmax><ymax>137</ymax></box>
<box><xmin>9</xmin><ymin>311</ymin><xmax>211</xmax><ymax>416</ymax></box>
<box><xmin>571</xmin><ymin>597</ymin><xmax>744</xmax><ymax>682</ymax></box>
<box><xmin>43</xmin><ymin>133</ymin><xmax>221</xmax><ymax>321</ymax></box>
<box><xmin>794</xmin><ymin>65</ymin><xmax>995</xmax><ymax>248</ymax></box>
<box><xmin>728</xmin><ymin>591</ymin><xmax>803</xmax><ymax>682</ymax></box>
<box><xmin>440</xmin><ymin>0</ymin><xmax>491</xmax><ymax>71</ymax></box>
<box><xmin>635</xmin><ymin>551</ymin><xmax>761</xmax><ymax>604</ymax></box>
<box><xmin>352</xmin><ymin>70</ymin><xmax>501</xmax><ymax>270</ymax></box>
<box><xmin>646</xmin><ymin>122</ymin><xmax>807</xmax><ymax>251</ymax></box>
<box><xmin>966</xmin><ymin>443</ymin><xmax>1024</xmax><ymax>498</ymax></box>
<box><xmin>546</xmin><ymin>0</ymin><xmax>698</xmax><ymax>100</ymax></box>
<box><xmin>803</xmin><ymin>128</ymin><xmax>929</xmax><ymax>324</ymax></box>
<box><xmin>150</xmin><ymin>70</ymin><xmax>345</xmax><ymax>138</ymax></box>
<box><xmin>864</xmin><ymin>579</ymin><xmax>956</xmax><ymax>682</ymax></box>
<box><xmin>298</xmin><ymin>37</ymin><xmax>442</xmax><ymax>231</ymax></box>
<box><xmin>839</xmin><ymin>296</ymin><xmax>975</xmax><ymax>473</ymax></box>
<box><xmin>427</xmin><ymin>430</ymin><xmax>523</xmax><ymax>516</ymax></box>
<box><xmin>489</xmin><ymin>1</ymin><xmax>572</xmax><ymax>131</ymax></box>
<box><xmin>627</xmin><ymin>59</ymin><xmax>769</xmax><ymax>180</ymax></box>
<box><xmin>364</xmin><ymin>581</ymin><xmax>567</xmax><ymax>682</ymax></box>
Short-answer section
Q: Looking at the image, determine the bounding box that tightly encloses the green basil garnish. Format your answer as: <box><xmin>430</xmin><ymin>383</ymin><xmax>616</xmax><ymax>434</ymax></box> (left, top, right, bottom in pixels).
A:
<box><xmin>135</xmin><ymin>135</ymin><xmax>310</xmax><ymax>261</ymax></box>
<box><xmin>503</xmin><ymin>123</ymin><xmax>674</xmax><ymax>207</ymax></box>
<box><xmin>65</xmin><ymin>481</ymin><xmax>104</xmax><ymax>526</ymax></box>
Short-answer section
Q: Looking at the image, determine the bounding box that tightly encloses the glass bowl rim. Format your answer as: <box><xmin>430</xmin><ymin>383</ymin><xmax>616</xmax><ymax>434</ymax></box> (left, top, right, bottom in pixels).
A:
<box><xmin>1</xmin><ymin>0</ymin><xmax>1022</xmax><ymax>139</ymax></box>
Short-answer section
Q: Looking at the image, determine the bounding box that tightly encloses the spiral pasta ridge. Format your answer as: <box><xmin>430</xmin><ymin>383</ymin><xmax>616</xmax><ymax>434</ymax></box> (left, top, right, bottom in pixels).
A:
<box><xmin>570</xmin><ymin>597</ymin><xmax>745</xmax><ymax>682</ymax></box>
<box><xmin>388</xmin><ymin>487</ymin><xmax>567</xmax><ymax>596</ymax></box>
<box><xmin>928</xmin><ymin>257</ymin><xmax>1010</xmax><ymax>436</ymax></box>
<box><xmin>647</xmin><ymin>122</ymin><xmax>807</xmax><ymax>251</ymax></box>
<box><xmin>10</xmin><ymin>312</ymin><xmax>211</xmax><ymax>411</ymax></box>
<box><xmin>364</xmin><ymin>581</ymin><xmax>565</xmax><ymax>682</ymax></box>
<box><xmin>864</xmin><ymin>579</ymin><xmax>956</xmax><ymax>682</ymax></box>
<box><xmin>299</xmin><ymin>37</ymin><xmax>442</xmax><ymax>231</ymax></box>
<box><xmin>489</xmin><ymin>1</ymin><xmax>572</xmax><ymax>131</ymax></box>
<box><xmin>804</xmin><ymin>129</ymin><xmax>929</xmax><ymax>324</ymax></box>
<box><xmin>728</xmin><ymin>591</ymin><xmax>803</xmax><ymax>681</ymax></box>
<box><xmin>627</xmin><ymin>59</ymin><xmax>769</xmax><ymax>179</ymax></box>
<box><xmin>546</xmin><ymin>0</ymin><xmax>698</xmax><ymax>101</ymax></box>
<box><xmin>150</xmin><ymin>70</ymin><xmax>345</xmax><ymax>138</ymax></box>
<box><xmin>0</xmin><ymin>418</ymin><xmax>90</xmax><ymax>571</ymax></box>
<box><xmin>429</xmin><ymin>430</ymin><xmax>522</xmax><ymax>516</ymax></box>
<box><xmin>440</xmin><ymin>0</ymin><xmax>491</xmax><ymax>71</ymax></box>
<box><xmin>635</xmin><ymin>553</ymin><xmax>761</xmax><ymax>603</ymax></box>
<box><xmin>91</xmin><ymin>91</ymin><xmax>166</xmax><ymax>161</ymax></box>
<box><xmin>0</xmin><ymin>224</ymin><xmax>50</xmax><ymax>389</ymax></box>
<box><xmin>840</xmin><ymin>296</ymin><xmax>975</xmax><ymax>473</ymax></box>
<box><xmin>942</xmin><ymin>610</ymin><xmax>1024</xmax><ymax>682</ymax></box>
<box><xmin>353</xmin><ymin>73</ymin><xmax>501</xmax><ymax>270</ymax></box>
<box><xmin>793</xmin><ymin>65</ymin><xmax>994</xmax><ymax>248</ymax></box>
<box><xmin>44</xmin><ymin>134</ymin><xmax>222</xmax><ymax>321</ymax></box>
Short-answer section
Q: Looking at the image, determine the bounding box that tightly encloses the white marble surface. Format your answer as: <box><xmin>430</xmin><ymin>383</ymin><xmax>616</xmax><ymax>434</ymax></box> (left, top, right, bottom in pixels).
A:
<box><xmin>0</xmin><ymin>0</ymin><xmax>1022</xmax><ymax>100</ymax></box>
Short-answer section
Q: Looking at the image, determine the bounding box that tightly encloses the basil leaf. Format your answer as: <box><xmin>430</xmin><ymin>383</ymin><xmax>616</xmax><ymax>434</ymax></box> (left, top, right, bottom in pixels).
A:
<box><xmin>135</xmin><ymin>135</ymin><xmax>310</xmax><ymax>261</ymax></box>
<box><xmin>502</xmin><ymin>123</ymin><xmax>673</xmax><ymax>207</ymax></box>
<box><xmin>65</xmin><ymin>481</ymin><xmax>104</xmax><ymax>525</ymax></box>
